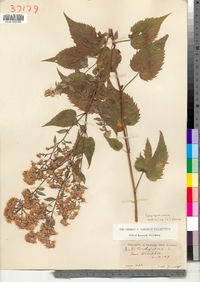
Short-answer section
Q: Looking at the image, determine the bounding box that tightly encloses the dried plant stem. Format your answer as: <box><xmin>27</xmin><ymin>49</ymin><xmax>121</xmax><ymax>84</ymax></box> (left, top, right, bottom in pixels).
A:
<box><xmin>85</xmin><ymin>72</ymin><xmax>100</xmax><ymax>122</ymax></box>
<box><xmin>110</xmin><ymin>29</ymin><xmax>138</xmax><ymax>222</ymax></box>
<box><xmin>118</xmin><ymin>80</ymin><xmax>138</xmax><ymax>222</ymax></box>
<box><xmin>125</xmin><ymin>134</ymin><xmax>138</xmax><ymax>222</ymax></box>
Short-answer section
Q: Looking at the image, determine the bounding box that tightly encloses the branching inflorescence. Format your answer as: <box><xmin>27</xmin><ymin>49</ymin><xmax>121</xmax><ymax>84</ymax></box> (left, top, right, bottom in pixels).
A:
<box><xmin>4</xmin><ymin>13</ymin><xmax>170</xmax><ymax>248</ymax></box>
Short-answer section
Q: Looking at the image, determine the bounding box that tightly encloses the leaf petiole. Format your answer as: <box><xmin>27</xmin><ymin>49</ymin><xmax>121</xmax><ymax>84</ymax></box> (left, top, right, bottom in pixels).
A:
<box><xmin>115</xmin><ymin>39</ymin><xmax>131</xmax><ymax>44</ymax></box>
<box><xmin>135</xmin><ymin>172</ymin><xmax>144</xmax><ymax>191</ymax></box>
<box><xmin>122</xmin><ymin>73</ymin><xmax>139</xmax><ymax>91</ymax></box>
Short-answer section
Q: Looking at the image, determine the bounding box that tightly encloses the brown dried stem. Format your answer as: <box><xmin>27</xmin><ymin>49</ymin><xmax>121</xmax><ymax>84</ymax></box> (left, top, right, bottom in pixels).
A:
<box><xmin>109</xmin><ymin>29</ymin><xmax>138</xmax><ymax>222</ymax></box>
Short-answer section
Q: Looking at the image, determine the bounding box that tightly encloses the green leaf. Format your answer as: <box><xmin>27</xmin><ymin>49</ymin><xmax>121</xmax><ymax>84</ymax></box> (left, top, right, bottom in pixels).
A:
<box><xmin>130</xmin><ymin>35</ymin><xmax>169</xmax><ymax>81</ymax></box>
<box><xmin>36</xmin><ymin>191</ymin><xmax>46</xmax><ymax>196</ymax></box>
<box><xmin>84</xmin><ymin>137</ymin><xmax>95</xmax><ymax>168</ymax></box>
<box><xmin>59</xmin><ymin>71</ymin><xmax>98</xmax><ymax>114</ymax></box>
<box><xmin>98</xmin><ymin>81</ymin><xmax>140</xmax><ymax>133</ymax></box>
<box><xmin>95</xmin><ymin>47</ymin><xmax>122</xmax><ymax>80</ymax></box>
<box><xmin>97</xmin><ymin>84</ymin><xmax>119</xmax><ymax>134</ymax></box>
<box><xmin>135</xmin><ymin>131</ymin><xmax>168</xmax><ymax>181</ymax></box>
<box><xmin>43</xmin><ymin>14</ymin><xmax>107</xmax><ymax>69</ymax></box>
<box><xmin>42</xmin><ymin>47</ymin><xmax>88</xmax><ymax>70</ymax></box>
<box><xmin>72</xmin><ymin>158</ymin><xmax>81</xmax><ymax>175</ymax></box>
<box><xmin>123</xmin><ymin>93</ymin><xmax>140</xmax><ymax>126</ymax></box>
<box><xmin>72</xmin><ymin>158</ymin><xmax>86</xmax><ymax>183</ymax></box>
<box><xmin>110</xmin><ymin>49</ymin><xmax>122</xmax><ymax>72</ymax></box>
<box><xmin>105</xmin><ymin>136</ymin><xmax>123</xmax><ymax>151</ymax></box>
<box><xmin>73</xmin><ymin>133</ymin><xmax>85</xmax><ymax>157</ymax></box>
<box><xmin>129</xmin><ymin>14</ymin><xmax>170</xmax><ymax>49</ymax></box>
<box><xmin>95</xmin><ymin>46</ymin><xmax>122</xmax><ymax>82</ymax></box>
<box><xmin>44</xmin><ymin>197</ymin><xmax>56</xmax><ymax>202</ymax></box>
<box><xmin>63</xmin><ymin>13</ymin><xmax>106</xmax><ymax>57</ymax></box>
<box><xmin>80</xmin><ymin>172</ymin><xmax>86</xmax><ymax>184</ymax></box>
<box><xmin>144</xmin><ymin>138</ymin><xmax>152</xmax><ymax>163</ymax></box>
<box><xmin>43</xmin><ymin>109</ymin><xmax>77</xmax><ymax>127</ymax></box>
<box><xmin>79</xmin><ymin>184</ymin><xmax>88</xmax><ymax>190</ymax></box>
<box><xmin>94</xmin><ymin>117</ymin><xmax>102</xmax><ymax>122</ymax></box>
<box><xmin>57</xmin><ymin>129</ymin><xmax>68</xmax><ymax>134</ymax></box>
<box><xmin>96</xmin><ymin>46</ymin><xmax>112</xmax><ymax>82</ymax></box>
<box><xmin>113</xmin><ymin>30</ymin><xmax>119</xmax><ymax>40</ymax></box>
<box><xmin>74</xmin><ymin>134</ymin><xmax>95</xmax><ymax>167</ymax></box>
<box><xmin>51</xmin><ymin>185</ymin><xmax>62</xmax><ymax>189</ymax></box>
<box><xmin>64</xmin><ymin>13</ymin><xmax>96</xmax><ymax>47</ymax></box>
<box><xmin>37</xmin><ymin>187</ymin><xmax>45</xmax><ymax>191</ymax></box>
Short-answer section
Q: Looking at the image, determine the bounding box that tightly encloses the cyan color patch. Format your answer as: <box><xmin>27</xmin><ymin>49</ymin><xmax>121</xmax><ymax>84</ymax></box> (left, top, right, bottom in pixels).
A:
<box><xmin>192</xmin><ymin>144</ymin><xmax>198</xmax><ymax>158</ymax></box>
<box><xmin>187</xmin><ymin>144</ymin><xmax>192</xmax><ymax>158</ymax></box>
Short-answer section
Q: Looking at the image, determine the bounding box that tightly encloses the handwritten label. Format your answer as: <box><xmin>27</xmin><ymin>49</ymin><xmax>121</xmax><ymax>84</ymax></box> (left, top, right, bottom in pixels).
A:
<box><xmin>120</xmin><ymin>241</ymin><xmax>184</xmax><ymax>269</ymax></box>
<box><xmin>113</xmin><ymin>224</ymin><xmax>178</xmax><ymax>240</ymax></box>
<box><xmin>145</xmin><ymin>213</ymin><xmax>181</xmax><ymax>222</ymax></box>
<box><xmin>10</xmin><ymin>5</ymin><xmax>39</xmax><ymax>13</ymax></box>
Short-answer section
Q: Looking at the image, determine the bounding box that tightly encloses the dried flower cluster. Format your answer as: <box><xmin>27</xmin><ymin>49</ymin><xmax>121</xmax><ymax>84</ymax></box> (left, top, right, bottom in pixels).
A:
<box><xmin>4</xmin><ymin>134</ymin><xmax>86</xmax><ymax>248</ymax></box>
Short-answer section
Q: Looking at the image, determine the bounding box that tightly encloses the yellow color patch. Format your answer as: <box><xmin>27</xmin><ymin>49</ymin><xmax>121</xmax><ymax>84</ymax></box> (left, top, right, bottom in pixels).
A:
<box><xmin>187</xmin><ymin>173</ymin><xmax>192</xmax><ymax>187</ymax></box>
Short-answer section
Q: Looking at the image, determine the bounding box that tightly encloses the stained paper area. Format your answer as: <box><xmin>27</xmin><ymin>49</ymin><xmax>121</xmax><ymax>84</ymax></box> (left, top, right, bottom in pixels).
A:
<box><xmin>0</xmin><ymin>0</ymin><xmax>187</xmax><ymax>270</ymax></box>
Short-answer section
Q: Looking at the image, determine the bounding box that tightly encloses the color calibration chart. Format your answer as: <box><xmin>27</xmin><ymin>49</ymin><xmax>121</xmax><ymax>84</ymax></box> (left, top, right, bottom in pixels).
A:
<box><xmin>187</xmin><ymin>129</ymin><xmax>199</xmax><ymax>260</ymax></box>
<box><xmin>187</xmin><ymin>0</ymin><xmax>200</xmax><ymax>261</ymax></box>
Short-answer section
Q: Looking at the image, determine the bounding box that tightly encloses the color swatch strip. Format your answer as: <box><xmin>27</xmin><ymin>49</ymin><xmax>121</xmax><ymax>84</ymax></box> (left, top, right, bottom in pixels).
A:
<box><xmin>187</xmin><ymin>129</ymin><xmax>199</xmax><ymax>260</ymax></box>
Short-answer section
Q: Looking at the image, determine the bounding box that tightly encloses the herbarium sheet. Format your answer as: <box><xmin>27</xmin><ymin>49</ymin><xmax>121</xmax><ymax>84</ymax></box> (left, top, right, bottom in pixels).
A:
<box><xmin>0</xmin><ymin>0</ymin><xmax>187</xmax><ymax>270</ymax></box>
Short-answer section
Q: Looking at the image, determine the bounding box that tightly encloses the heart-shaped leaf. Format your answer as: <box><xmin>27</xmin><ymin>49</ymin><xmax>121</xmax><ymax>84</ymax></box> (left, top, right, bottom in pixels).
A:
<box><xmin>129</xmin><ymin>13</ymin><xmax>170</xmax><ymax>49</ymax></box>
<box><xmin>130</xmin><ymin>35</ymin><xmax>169</xmax><ymax>81</ymax></box>
<box><xmin>64</xmin><ymin>13</ymin><xmax>106</xmax><ymax>57</ymax></box>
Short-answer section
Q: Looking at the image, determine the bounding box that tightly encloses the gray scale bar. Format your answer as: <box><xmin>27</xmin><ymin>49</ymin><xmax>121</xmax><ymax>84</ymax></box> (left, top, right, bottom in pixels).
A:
<box><xmin>194</xmin><ymin>1</ymin><xmax>200</xmax><ymax>125</ymax></box>
<box><xmin>194</xmin><ymin>0</ymin><xmax>200</xmax><ymax>262</ymax></box>
<box><xmin>54</xmin><ymin>269</ymin><xmax>186</xmax><ymax>278</ymax></box>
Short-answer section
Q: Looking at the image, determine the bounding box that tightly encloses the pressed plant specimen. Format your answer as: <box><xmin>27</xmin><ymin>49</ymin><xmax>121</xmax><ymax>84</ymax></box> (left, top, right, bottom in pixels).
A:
<box><xmin>4</xmin><ymin>13</ymin><xmax>169</xmax><ymax>248</ymax></box>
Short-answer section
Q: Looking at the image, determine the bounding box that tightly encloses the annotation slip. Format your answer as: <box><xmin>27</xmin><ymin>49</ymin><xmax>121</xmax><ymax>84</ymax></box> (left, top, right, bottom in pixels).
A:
<box><xmin>113</xmin><ymin>224</ymin><xmax>178</xmax><ymax>240</ymax></box>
